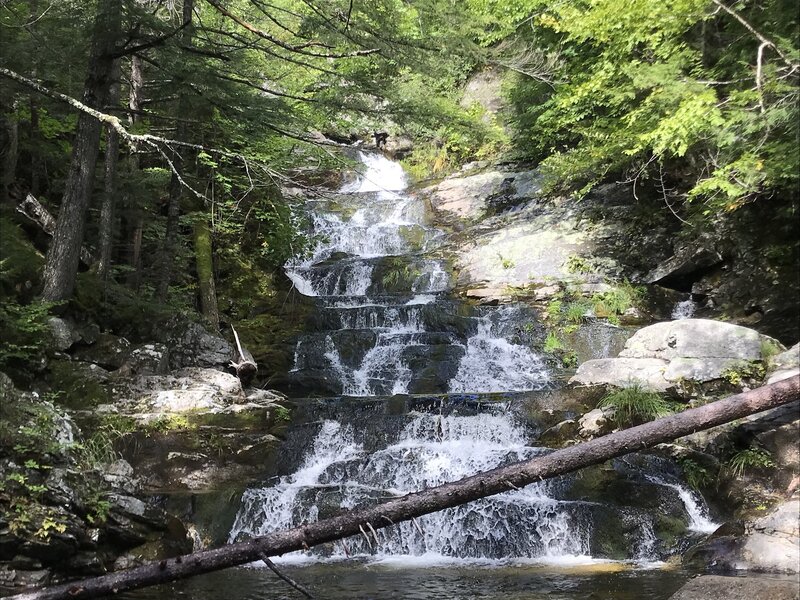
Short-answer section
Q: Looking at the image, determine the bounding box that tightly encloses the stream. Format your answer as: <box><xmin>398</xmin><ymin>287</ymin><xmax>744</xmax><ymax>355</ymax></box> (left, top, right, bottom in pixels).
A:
<box><xmin>127</xmin><ymin>152</ymin><xmax>717</xmax><ymax>599</ymax></box>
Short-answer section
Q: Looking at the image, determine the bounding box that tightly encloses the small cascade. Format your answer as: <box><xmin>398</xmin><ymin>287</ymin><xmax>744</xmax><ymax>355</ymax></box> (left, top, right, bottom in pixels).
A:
<box><xmin>645</xmin><ymin>473</ymin><xmax>718</xmax><ymax>533</ymax></box>
<box><xmin>449</xmin><ymin>310</ymin><xmax>549</xmax><ymax>393</ymax></box>
<box><xmin>285</xmin><ymin>152</ymin><xmax>549</xmax><ymax>397</ymax></box>
<box><xmin>671</xmin><ymin>299</ymin><xmax>697</xmax><ymax>320</ymax></box>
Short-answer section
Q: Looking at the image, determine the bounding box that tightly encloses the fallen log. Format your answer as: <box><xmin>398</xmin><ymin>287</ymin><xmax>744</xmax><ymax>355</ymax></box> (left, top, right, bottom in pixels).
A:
<box><xmin>10</xmin><ymin>375</ymin><xmax>799</xmax><ymax>600</ymax></box>
<box><xmin>16</xmin><ymin>193</ymin><xmax>94</xmax><ymax>266</ymax></box>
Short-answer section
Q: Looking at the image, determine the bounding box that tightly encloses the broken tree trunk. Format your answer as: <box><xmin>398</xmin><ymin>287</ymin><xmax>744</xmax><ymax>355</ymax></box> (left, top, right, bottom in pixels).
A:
<box><xmin>16</xmin><ymin>194</ymin><xmax>94</xmax><ymax>266</ymax></box>
<box><xmin>9</xmin><ymin>375</ymin><xmax>799</xmax><ymax>600</ymax></box>
<box><xmin>230</xmin><ymin>325</ymin><xmax>257</xmax><ymax>386</ymax></box>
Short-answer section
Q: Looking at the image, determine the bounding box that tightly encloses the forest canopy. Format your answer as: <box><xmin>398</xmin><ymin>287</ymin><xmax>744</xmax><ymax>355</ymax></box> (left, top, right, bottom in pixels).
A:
<box><xmin>0</xmin><ymin>0</ymin><xmax>797</xmax><ymax>326</ymax></box>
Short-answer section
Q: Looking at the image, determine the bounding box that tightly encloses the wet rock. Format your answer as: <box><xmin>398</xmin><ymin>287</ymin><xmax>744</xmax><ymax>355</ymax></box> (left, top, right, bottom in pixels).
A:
<box><xmin>578</xmin><ymin>407</ymin><xmax>615</xmax><ymax>438</ymax></box>
<box><xmin>668</xmin><ymin>575</ymin><xmax>799</xmax><ymax>600</ymax></box>
<box><xmin>537</xmin><ymin>419</ymin><xmax>579</xmax><ymax>447</ymax></box>
<box><xmin>383</xmin><ymin>135</ymin><xmax>414</xmax><ymax>159</ymax></box>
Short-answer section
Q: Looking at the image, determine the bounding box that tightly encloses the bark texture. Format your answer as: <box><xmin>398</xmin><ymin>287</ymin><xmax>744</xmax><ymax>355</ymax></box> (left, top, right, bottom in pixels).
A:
<box><xmin>8</xmin><ymin>375</ymin><xmax>799</xmax><ymax>600</ymax></box>
<box><xmin>40</xmin><ymin>0</ymin><xmax>120</xmax><ymax>300</ymax></box>
<box><xmin>96</xmin><ymin>58</ymin><xmax>122</xmax><ymax>281</ymax></box>
<box><xmin>193</xmin><ymin>217</ymin><xmax>220</xmax><ymax>330</ymax></box>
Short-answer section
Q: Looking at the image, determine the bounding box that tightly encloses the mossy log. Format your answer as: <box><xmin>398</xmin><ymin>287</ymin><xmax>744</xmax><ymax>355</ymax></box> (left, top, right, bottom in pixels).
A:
<box><xmin>9</xmin><ymin>375</ymin><xmax>799</xmax><ymax>600</ymax></box>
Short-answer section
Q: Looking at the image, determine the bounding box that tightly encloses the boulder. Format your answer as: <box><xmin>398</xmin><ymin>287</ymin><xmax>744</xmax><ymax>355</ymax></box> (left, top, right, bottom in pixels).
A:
<box><xmin>167</xmin><ymin>322</ymin><xmax>234</xmax><ymax>370</ymax></box>
<box><xmin>47</xmin><ymin>317</ymin><xmax>81</xmax><ymax>352</ymax></box>
<box><xmin>668</xmin><ymin>575</ymin><xmax>799</xmax><ymax>600</ymax></box>
<box><xmin>619</xmin><ymin>319</ymin><xmax>772</xmax><ymax>361</ymax></box>
<box><xmin>578</xmin><ymin>407</ymin><xmax>616</xmax><ymax>439</ymax></box>
<box><xmin>687</xmin><ymin>498</ymin><xmax>800</xmax><ymax>574</ymax></box>
<box><xmin>71</xmin><ymin>333</ymin><xmax>132</xmax><ymax>370</ymax></box>
<box><xmin>125</xmin><ymin>368</ymin><xmax>243</xmax><ymax>414</ymax></box>
<box><xmin>767</xmin><ymin>343</ymin><xmax>800</xmax><ymax>385</ymax></box>
<box><xmin>119</xmin><ymin>343</ymin><xmax>170</xmax><ymax>376</ymax></box>
<box><xmin>571</xmin><ymin>319</ymin><xmax>783</xmax><ymax>392</ymax></box>
<box><xmin>739</xmin><ymin>499</ymin><xmax>800</xmax><ymax>573</ymax></box>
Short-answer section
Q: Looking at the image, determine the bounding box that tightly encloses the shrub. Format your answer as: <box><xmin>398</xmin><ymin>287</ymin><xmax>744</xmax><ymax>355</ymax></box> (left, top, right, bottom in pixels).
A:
<box><xmin>599</xmin><ymin>384</ymin><xmax>678</xmax><ymax>425</ymax></box>
<box><xmin>725</xmin><ymin>446</ymin><xmax>775</xmax><ymax>478</ymax></box>
<box><xmin>543</xmin><ymin>331</ymin><xmax>564</xmax><ymax>353</ymax></box>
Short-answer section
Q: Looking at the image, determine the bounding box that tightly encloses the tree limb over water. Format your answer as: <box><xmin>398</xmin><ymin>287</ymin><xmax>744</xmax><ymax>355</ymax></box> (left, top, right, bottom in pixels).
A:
<box><xmin>8</xmin><ymin>375</ymin><xmax>799</xmax><ymax>600</ymax></box>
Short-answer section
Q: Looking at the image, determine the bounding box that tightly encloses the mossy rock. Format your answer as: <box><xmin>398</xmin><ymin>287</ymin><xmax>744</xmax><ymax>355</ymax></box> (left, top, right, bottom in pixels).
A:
<box><xmin>46</xmin><ymin>359</ymin><xmax>113</xmax><ymax>410</ymax></box>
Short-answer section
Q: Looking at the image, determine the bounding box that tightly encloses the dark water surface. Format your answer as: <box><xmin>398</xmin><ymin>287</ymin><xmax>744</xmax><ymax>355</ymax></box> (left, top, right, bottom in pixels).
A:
<box><xmin>119</xmin><ymin>561</ymin><xmax>692</xmax><ymax>600</ymax></box>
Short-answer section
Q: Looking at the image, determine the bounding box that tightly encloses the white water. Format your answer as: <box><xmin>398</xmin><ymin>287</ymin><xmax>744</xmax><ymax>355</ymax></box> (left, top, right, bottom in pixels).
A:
<box><xmin>645</xmin><ymin>474</ymin><xmax>719</xmax><ymax>533</ymax></box>
<box><xmin>287</xmin><ymin>152</ymin><xmax>551</xmax><ymax>396</ymax></box>
<box><xmin>671</xmin><ymin>299</ymin><xmax>697</xmax><ymax>320</ymax></box>
<box><xmin>230</xmin><ymin>412</ymin><xmax>590</xmax><ymax>562</ymax></box>
<box><xmin>449</xmin><ymin>313</ymin><xmax>550</xmax><ymax>393</ymax></box>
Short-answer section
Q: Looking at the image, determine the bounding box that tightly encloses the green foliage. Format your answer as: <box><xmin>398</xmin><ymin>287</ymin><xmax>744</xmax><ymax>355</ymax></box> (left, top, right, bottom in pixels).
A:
<box><xmin>0</xmin><ymin>300</ymin><xmax>57</xmax><ymax>376</ymax></box>
<box><xmin>725</xmin><ymin>446</ymin><xmax>776</xmax><ymax>479</ymax></box>
<box><xmin>678</xmin><ymin>457</ymin><xmax>713</xmax><ymax>491</ymax></box>
<box><xmin>486</xmin><ymin>0</ymin><xmax>799</xmax><ymax>215</ymax></box>
<box><xmin>565</xmin><ymin>255</ymin><xmax>592</xmax><ymax>275</ymax></box>
<box><xmin>599</xmin><ymin>384</ymin><xmax>679</xmax><ymax>426</ymax></box>
<box><xmin>721</xmin><ymin>361</ymin><xmax>766</xmax><ymax>387</ymax></box>
<box><xmin>498</xmin><ymin>254</ymin><xmax>516</xmax><ymax>270</ymax></box>
<box><xmin>591</xmin><ymin>282</ymin><xmax>643</xmax><ymax>322</ymax></box>
<box><xmin>564</xmin><ymin>300</ymin><xmax>591</xmax><ymax>324</ymax></box>
<box><xmin>543</xmin><ymin>331</ymin><xmax>564</xmax><ymax>353</ymax></box>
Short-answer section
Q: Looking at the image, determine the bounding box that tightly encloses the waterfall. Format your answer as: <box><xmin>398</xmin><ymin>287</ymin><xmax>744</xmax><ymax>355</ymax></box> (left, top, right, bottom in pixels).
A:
<box><xmin>671</xmin><ymin>299</ymin><xmax>697</xmax><ymax>320</ymax></box>
<box><xmin>229</xmin><ymin>410</ymin><xmax>591</xmax><ymax>563</ymax></box>
<box><xmin>286</xmin><ymin>152</ymin><xmax>550</xmax><ymax>397</ymax></box>
<box><xmin>244</xmin><ymin>153</ymin><xmax>720</xmax><ymax>571</ymax></box>
<box><xmin>449</xmin><ymin>313</ymin><xmax>549</xmax><ymax>393</ymax></box>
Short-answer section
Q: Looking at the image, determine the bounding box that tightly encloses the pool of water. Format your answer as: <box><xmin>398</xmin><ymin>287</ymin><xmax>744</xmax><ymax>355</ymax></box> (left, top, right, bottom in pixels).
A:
<box><xmin>119</xmin><ymin>561</ymin><xmax>693</xmax><ymax>600</ymax></box>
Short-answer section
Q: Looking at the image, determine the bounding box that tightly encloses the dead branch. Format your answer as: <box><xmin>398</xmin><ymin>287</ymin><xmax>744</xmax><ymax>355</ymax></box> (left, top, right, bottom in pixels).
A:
<box><xmin>7</xmin><ymin>375</ymin><xmax>798</xmax><ymax>600</ymax></box>
<box><xmin>260</xmin><ymin>554</ymin><xmax>314</xmax><ymax>599</ymax></box>
<box><xmin>16</xmin><ymin>194</ymin><xmax>94</xmax><ymax>266</ymax></box>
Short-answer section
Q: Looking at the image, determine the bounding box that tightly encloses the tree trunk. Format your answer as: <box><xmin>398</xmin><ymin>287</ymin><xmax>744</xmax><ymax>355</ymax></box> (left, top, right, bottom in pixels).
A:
<box><xmin>193</xmin><ymin>217</ymin><xmax>220</xmax><ymax>329</ymax></box>
<box><xmin>96</xmin><ymin>58</ymin><xmax>121</xmax><ymax>281</ymax></box>
<box><xmin>125</xmin><ymin>55</ymin><xmax>145</xmax><ymax>290</ymax></box>
<box><xmin>40</xmin><ymin>0</ymin><xmax>120</xmax><ymax>301</ymax></box>
<box><xmin>9</xmin><ymin>376</ymin><xmax>799</xmax><ymax>600</ymax></box>
<box><xmin>155</xmin><ymin>0</ymin><xmax>194</xmax><ymax>303</ymax></box>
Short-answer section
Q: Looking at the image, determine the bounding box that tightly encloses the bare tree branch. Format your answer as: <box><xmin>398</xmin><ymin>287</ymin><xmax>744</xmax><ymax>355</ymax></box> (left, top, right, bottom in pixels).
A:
<box><xmin>205</xmin><ymin>0</ymin><xmax>379</xmax><ymax>59</ymax></box>
<box><xmin>711</xmin><ymin>0</ymin><xmax>799</xmax><ymax>72</ymax></box>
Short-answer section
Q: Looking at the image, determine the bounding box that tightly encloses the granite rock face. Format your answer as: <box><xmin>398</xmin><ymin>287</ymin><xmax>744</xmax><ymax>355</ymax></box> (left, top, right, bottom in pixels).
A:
<box><xmin>570</xmin><ymin>319</ymin><xmax>783</xmax><ymax>392</ymax></box>
<box><xmin>668</xmin><ymin>575</ymin><xmax>799</xmax><ymax>600</ymax></box>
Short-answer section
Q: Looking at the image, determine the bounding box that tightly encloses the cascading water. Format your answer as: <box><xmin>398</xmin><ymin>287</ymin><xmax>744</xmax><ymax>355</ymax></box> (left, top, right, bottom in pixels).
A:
<box><xmin>230</xmin><ymin>409</ymin><xmax>591</xmax><ymax>562</ymax></box>
<box><xmin>230</xmin><ymin>153</ymin><xmax>718</xmax><ymax>576</ymax></box>
<box><xmin>285</xmin><ymin>151</ymin><xmax>548</xmax><ymax>397</ymax></box>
